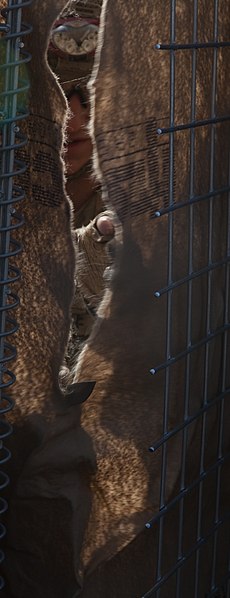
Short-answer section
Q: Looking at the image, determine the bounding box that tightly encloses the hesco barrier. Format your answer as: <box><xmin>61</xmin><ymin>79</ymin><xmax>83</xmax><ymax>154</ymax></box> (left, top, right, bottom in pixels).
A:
<box><xmin>0</xmin><ymin>1</ymin><xmax>229</xmax><ymax>597</ymax></box>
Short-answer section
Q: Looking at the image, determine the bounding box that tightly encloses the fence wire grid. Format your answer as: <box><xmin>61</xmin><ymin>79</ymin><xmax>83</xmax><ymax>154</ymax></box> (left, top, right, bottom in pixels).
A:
<box><xmin>142</xmin><ymin>0</ymin><xmax>230</xmax><ymax>596</ymax></box>
<box><xmin>0</xmin><ymin>0</ymin><xmax>31</xmax><ymax>590</ymax></box>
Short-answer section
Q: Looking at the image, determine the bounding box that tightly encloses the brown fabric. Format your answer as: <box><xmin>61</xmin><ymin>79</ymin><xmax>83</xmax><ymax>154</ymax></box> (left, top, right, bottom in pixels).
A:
<box><xmin>70</xmin><ymin>0</ymin><xmax>230</xmax><ymax>590</ymax></box>
<box><xmin>1</xmin><ymin>1</ymin><xmax>95</xmax><ymax>596</ymax></box>
<box><xmin>2</xmin><ymin>0</ymin><xmax>74</xmax><ymax>417</ymax></box>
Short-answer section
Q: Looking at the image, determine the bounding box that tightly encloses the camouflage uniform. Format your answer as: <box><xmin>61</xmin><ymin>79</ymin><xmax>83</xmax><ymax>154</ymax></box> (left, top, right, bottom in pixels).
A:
<box><xmin>48</xmin><ymin>0</ymin><xmax>112</xmax><ymax>372</ymax></box>
<box><xmin>66</xmin><ymin>185</ymin><xmax>113</xmax><ymax>369</ymax></box>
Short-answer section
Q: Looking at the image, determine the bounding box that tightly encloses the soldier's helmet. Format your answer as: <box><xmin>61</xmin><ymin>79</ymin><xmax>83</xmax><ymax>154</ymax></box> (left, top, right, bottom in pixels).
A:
<box><xmin>48</xmin><ymin>0</ymin><xmax>102</xmax><ymax>94</ymax></box>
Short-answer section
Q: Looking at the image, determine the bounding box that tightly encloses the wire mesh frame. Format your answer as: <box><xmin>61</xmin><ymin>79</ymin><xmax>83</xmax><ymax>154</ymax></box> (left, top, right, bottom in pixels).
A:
<box><xmin>0</xmin><ymin>0</ymin><xmax>31</xmax><ymax>590</ymax></box>
<box><xmin>143</xmin><ymin>1</ymin><xmax>230</xmax><ymax>597</ymax></box>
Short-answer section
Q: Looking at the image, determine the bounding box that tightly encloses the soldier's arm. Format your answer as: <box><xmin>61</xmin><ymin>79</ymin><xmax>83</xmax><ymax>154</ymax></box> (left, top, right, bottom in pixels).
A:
<box><xmin>74</xmin><ymin>211</ymin><xmax>115</xmax><ymax>310</ymax></box>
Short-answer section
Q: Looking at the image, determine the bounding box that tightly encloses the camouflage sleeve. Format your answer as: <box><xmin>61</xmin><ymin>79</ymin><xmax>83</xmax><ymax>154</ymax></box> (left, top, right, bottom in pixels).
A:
<box><xmin>74</xmin><ymin>211</ymin><xmax>114</xmax><ymax>310</ymax></box>
<box><xmin>65</xmin><ymin>212</ymin><xmax>114</xmax><ymax>371</ymax></box>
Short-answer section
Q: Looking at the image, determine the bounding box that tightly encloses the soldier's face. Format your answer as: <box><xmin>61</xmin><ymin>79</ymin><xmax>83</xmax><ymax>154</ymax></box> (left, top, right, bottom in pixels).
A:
<box><xmin>65</xmin><ymin>90</ymin><xmax>92</xmax><ymax>175</ymax></box>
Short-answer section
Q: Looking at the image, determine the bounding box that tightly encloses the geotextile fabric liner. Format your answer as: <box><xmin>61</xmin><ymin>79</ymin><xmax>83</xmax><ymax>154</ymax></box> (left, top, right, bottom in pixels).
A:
<box><xmin>1</xmin><ymin>1</ymin><xmax>230</xmax><ymax>598</ymax></box>
<box><xmin>1</xmin><ymin>1</ymin><xmax>93</xmax><ymax>596</ymax></box>
<box><xmin>1</xmin><ymin>0</ymin><xmax>75</xmax><ymax>417</ymax></box>
<box><xmin>72</xmin><ymin>0</ymin><xmax>230</xmax><ymax>595</ymax></box>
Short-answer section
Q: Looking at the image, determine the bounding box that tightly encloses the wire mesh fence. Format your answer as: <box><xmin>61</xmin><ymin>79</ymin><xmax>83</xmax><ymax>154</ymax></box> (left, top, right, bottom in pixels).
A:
<box><xmin>0</xmin><ymin>0</ymin><xmax>31</xmax><ymax>589</ymax></box>
<box><xmin>142</xmin><ymin>0</ymin><xmax>230</xmax><ymax>595</ymax></box>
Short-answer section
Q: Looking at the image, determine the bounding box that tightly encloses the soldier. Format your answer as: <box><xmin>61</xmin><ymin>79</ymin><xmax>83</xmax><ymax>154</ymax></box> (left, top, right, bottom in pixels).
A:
<box><xmin>48</xmin><ymin>0</ymin><xmax>114</xmax><ymax>374</ymax></box>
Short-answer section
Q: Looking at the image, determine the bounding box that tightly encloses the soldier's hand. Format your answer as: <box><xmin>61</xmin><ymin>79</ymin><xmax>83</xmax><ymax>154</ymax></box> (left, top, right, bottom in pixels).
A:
<box><xmin>94</xmin><ymin>211</ymin><xmax>115</xmax><ymax>242</ymax></box>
